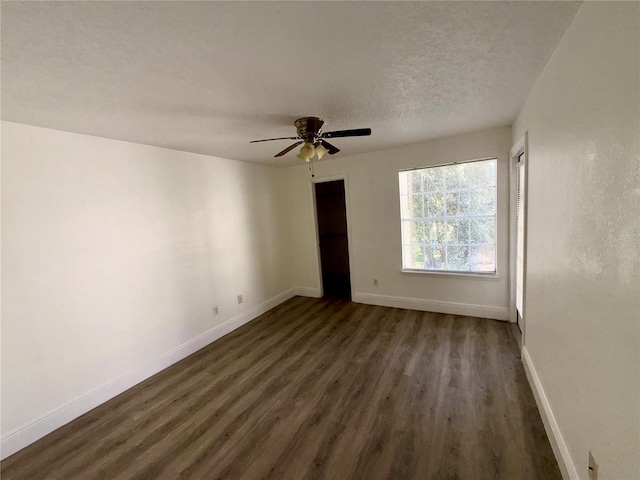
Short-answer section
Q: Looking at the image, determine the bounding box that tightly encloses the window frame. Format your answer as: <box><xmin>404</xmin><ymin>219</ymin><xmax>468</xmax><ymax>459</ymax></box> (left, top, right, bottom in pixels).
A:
<box><xmin>398</xmin><ymin>157</ymin><xmax>498</xmax><ymax>276</ymax></box>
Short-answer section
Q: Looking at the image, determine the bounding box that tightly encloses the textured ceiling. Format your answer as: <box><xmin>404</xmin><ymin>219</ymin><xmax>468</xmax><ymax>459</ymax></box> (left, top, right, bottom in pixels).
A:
<box><xmin>2</xmin><ymin>1</ymin><xmax>581</xmax><ymax>167</ymax></box>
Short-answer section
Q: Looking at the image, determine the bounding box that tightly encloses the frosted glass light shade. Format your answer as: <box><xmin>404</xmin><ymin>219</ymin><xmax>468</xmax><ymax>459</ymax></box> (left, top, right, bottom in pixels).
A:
<box><xmin>297</xmin><ymin>142</ymin><xmax>315</xmax><ymax>161</ymax></box>
<box><xmin>315</xmin><ymin>143</ymin><xmax>328</xmax><ymax>160</ymax></box>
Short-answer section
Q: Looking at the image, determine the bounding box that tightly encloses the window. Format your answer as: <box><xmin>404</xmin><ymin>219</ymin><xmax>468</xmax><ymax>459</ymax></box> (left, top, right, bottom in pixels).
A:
<box><xmin>399</xmin><ymin>158</ymin><xmax>497</xmax><ymax>273</ymax></box>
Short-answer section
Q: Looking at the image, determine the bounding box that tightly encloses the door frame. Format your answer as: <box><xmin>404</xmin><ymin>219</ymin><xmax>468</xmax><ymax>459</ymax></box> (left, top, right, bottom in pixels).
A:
<box><xmin>310</xmin><ymin>174</ymin><xmax>355</xmax><ymax>299</ymax></box>
<box><xmin>509</xmin><ymin>132</ymin><xmax>529</xmax><ymax>344</ymax></box>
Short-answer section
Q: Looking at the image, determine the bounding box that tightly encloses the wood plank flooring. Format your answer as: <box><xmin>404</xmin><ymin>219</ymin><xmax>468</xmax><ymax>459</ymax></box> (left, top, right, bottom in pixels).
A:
<box><xmin>1</xmin><ymin>297</ymin><xmax>561</xmax><ymax>479</ymax></box>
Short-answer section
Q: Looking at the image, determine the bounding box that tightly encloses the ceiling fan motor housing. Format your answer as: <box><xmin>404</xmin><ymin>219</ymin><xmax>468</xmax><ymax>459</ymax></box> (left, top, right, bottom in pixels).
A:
<box><xmin>295</xmin><ymin>117</ymin><xmax>324</xmax><ymax>140</ymax></box>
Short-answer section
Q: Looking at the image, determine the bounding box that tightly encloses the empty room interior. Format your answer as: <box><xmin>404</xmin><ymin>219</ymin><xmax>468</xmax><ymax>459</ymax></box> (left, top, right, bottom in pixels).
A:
<box><xmin>1</xmin><ymin>1</ymin><xmax>638</xmax><ymax>479</ymax></box>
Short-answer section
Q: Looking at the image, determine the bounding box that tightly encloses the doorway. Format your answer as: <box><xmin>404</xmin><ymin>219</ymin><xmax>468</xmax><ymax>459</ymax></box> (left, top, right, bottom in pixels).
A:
<box><xmin>314</xmin><ymin>180</ymin><xmax>351</xmax><ymax>299</ymax></box>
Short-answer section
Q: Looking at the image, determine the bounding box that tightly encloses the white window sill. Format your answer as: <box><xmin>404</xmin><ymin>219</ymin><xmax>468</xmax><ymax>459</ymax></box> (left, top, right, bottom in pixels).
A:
<box><xmin>401</xmin><ymin>269</ymin><xmax>501</xmax><ymax>280</ymax></box>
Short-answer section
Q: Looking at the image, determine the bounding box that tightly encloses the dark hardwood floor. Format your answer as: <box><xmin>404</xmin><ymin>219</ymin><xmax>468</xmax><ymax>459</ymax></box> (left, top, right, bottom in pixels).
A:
<box><xmin>1</xmin><ymin>297</ymin><xmax>561</xmax><ymax>479</ymax></box>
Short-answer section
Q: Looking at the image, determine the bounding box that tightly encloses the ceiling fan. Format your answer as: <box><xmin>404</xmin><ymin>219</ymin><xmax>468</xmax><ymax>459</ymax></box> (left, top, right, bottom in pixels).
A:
<box><xmin>250</xmin><ymin>117</ymin><xmax>371</xmax><ymax>162</ymax></box>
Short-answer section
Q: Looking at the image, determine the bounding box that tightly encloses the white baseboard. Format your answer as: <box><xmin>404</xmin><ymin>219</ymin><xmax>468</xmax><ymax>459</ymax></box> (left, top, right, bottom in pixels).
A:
<box><xmin>293</xmin><ymin>286</ymin><xmax>321</xmax><ymax>298</ymax></box>
<box><xmin>521</xmin><ymin>346</ymin><xmax>579</xmax><ymax>480</ymax></box>
<box><xmin>0</xmin><ymin>288</ymin><xmax>296</xmax><ymax>460</ymax></box>
<box><xmin>351</xmin><ymin>292</ymin><xmax>509</xmax><ymax>321</ymax></box>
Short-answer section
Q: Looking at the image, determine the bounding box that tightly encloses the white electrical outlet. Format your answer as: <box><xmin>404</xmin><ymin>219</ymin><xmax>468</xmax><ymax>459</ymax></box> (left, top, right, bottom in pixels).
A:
<box><xmin>373</xmin><ymin>278</ymin><xmax>379</xmax><ymax>287</ymax></box>
<box><xmin>237</xmin><ymin>294</ymin><xmax>243</xmax><ymax>304</ymax></box>
<box><xmin>213</xmin><ymin>306</ymin><xmax>219</xmax><ymax>316</ymax></box>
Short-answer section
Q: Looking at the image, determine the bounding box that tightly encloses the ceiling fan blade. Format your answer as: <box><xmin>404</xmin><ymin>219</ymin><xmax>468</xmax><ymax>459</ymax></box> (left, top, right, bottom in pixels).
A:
<box><xmin>322</xmin><ymin>128</ymin><xmax>371</xmax><ymax>139</ymax></box>
<box><xmin>320</xmin><ymin>139</ymin><xmax>340</xmax><ymax>155</ymax></box>
<box><xmin>250</xmin><ymin>137</ymin><xmax>298</xmax><ymax>143</ymax></box>
<box><xmin>274</xmin><ymin>141</ymin><xmax>303</xmax><ymax>157</ymax></box>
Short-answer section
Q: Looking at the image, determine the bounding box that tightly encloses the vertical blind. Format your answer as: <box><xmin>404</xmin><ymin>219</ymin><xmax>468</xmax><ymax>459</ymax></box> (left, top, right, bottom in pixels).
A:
<box><xmin>516</xmin><ymin>153</ymin><xmax>525</xmax><ymax>318</ymax></box>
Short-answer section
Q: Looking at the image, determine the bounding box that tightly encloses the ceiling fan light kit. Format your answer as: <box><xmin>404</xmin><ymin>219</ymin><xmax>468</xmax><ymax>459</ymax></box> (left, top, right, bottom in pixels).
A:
<box><xmin>250</xmin><ymin>116</ymin><xmax>371</xmax><ymax>175</ymax></box>
<box><xmin>296</xmin><ymin>142</ymin><xmax>316</xmax><ymax>162</ymax></box>
<box><xmin>314</xmin><ymin>142</ymin><xmax>328</xmax><ymax>160</ymax></box>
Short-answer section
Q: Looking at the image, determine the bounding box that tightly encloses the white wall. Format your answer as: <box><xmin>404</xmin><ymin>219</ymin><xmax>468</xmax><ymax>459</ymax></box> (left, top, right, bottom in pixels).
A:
<box><xmin>1</xmin><ymin>122</ymin><xmax>293</xmax><ymax>454</ymax></box>
<box><xmin>285</xmin><ymin>126</ymin><xmax>512</xmax><ymax>320</ymax></box>
<box><xmin>512</xmin><ymin>3</ymin><xmax>639</xmax><ymax>479</ymax></box>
